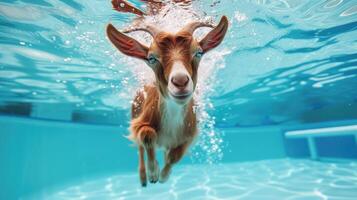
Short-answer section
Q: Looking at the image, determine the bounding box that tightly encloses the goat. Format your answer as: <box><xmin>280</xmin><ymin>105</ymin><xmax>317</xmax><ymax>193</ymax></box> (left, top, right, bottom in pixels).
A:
<box><xmin>106</xmin><ymin>0</ymin><xmax>228</xmax><ymax>187</ymax></box>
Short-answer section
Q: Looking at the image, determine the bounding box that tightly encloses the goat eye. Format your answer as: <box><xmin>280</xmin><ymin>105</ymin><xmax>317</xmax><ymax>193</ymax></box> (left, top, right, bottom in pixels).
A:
<box><xmin>194</xmin><ymin>50</ymin><xmax>203</xmax><ymax>58</ymax></box>
<box><xmin>147</xmin><ymin>55</ymin><xmax>157</xmax><ymax>65</ymax></box>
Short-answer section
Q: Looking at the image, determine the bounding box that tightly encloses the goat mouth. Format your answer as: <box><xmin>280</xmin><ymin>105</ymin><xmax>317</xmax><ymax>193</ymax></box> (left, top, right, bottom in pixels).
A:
<box><xmin>169</xmin><ymin>92</ymin><xmax>192</xmax><ymax>100</ymax></box>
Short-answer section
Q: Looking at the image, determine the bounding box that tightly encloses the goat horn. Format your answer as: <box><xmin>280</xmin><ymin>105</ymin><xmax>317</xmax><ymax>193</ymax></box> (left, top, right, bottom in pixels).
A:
<box><xmin>123</xmin><ymin>24</ymin><xmax>160</xmax><ymax>38</ymax></box>
<box><xmin>180</xmin><ymin>20</ymin><xmax>215</xmax><ymax>34</ymax></box>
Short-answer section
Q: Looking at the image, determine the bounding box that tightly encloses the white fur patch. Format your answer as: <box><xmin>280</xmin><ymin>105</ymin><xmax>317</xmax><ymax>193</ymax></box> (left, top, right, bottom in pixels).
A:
<box><xmin>157</xmin><ymin>99</ymin><xmax>185</xmax><ymax>148</ymax></box>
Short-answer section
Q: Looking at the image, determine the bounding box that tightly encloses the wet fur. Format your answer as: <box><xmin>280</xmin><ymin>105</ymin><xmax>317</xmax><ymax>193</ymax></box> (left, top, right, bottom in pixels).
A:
<box><xmin>108</xmin><ymin>0</ymin><xmax>228</xmax><ymax>187</ymax></box>
<box><xmin>129</xmin><ymin>84</ymin><xmax>197</xmax><ymax>185</ymax></box>
<box><xmin>130</xmin><ymin>85</ymin><xmax>197</xmax><ymax>149</ymax></box>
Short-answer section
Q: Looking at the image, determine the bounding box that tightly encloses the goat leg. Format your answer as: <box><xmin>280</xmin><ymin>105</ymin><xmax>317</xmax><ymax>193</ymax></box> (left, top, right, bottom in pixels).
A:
<box><xmin>138</xmin><ymin>126</ymin><xmax>159</xmax><ymax>184</ymax></box>
<box><xmin>159</xmin><ymin>143</ymin><xmax>188</xmax><ymax>183</ymax></box>
<box><xmin>138</xmin><ymin>145</ymin><xmax>147</xmax><ymax>187</ymax></box>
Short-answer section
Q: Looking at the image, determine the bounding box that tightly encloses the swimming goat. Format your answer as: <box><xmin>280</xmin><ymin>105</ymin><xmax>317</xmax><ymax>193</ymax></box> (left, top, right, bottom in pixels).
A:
<box><xmin>106</xmin><ymin>0</ymin><xmax>228</xmax><ymax>187</ymax></box>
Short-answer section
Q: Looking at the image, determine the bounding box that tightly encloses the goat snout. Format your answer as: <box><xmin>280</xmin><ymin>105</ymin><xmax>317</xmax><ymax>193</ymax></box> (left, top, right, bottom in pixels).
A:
<box><xmin>171</xmin><ymin>74</ymin><xmax>189</xmax><ymax>88</ymax></box>
<box><xmin>167</xmin><ymin>61</ymin><xmax>193</xmax><ymax>103</ymax></box>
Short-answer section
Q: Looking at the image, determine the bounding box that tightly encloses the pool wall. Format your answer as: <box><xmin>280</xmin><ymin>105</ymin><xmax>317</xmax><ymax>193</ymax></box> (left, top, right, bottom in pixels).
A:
<box><xmin>0</xmin><ymin>116</ymin><xmax>133</xmax><ymax>200</ymax></box>
<box><xmin>283</xmin><ymin>121</ymin><xmax>357</xmax><ymax>159</ymax></box>
<box><xmin>1</xmin><ymin>115</ymin><xmax>356</xmax><ymax>199</ymax></box>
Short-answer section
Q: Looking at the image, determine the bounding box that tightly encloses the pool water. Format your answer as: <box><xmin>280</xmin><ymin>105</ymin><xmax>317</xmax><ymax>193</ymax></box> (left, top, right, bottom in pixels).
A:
<box><xmin>1</xmin><ymin>0</ymin><xmax>357</xmax><ymax>127</ymax></box>
<box><xmin>27</xmin><ymin>159</ymin><xmax>357</xmax><ymax>200</ymax></box>
<box><xmin>1</xmin><ymin>0</ymin><xmax>357</xmax><ymax>199</ymax></box>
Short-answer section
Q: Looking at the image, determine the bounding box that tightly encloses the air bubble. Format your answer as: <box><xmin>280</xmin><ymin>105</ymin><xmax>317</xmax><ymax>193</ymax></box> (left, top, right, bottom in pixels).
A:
<box><xmin>64</xmin><ymin>58</ymin><xmax>71</xmax><ymax>62</ymax></box>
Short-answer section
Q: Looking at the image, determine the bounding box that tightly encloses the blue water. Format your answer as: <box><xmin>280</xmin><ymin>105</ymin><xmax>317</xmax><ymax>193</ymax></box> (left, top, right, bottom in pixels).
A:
<box><xmin>1</xmin><ymin>0</ymin><xmax>357</xmax><ymax>199</ymax></box>
<box><xmin>27</xmin><ymin>159</ymin><xmax>357</xmax><ymax>200</ymax></box>
<box><xmin>1</xmin><ymin>0</ymin><xmax>356</xmax><ymax>126</ymax></box>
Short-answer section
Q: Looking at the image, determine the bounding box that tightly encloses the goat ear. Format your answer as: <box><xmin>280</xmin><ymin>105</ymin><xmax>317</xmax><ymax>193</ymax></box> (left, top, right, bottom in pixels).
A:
<box><xmin>106</xmin><ymin>24</ymin><xmax>148</xmax><ymax>60</ymax></box>
<box><xmin>199</xmin><ymin>16</ymin><xmax>229</xmax><ymax>53</ymax></box>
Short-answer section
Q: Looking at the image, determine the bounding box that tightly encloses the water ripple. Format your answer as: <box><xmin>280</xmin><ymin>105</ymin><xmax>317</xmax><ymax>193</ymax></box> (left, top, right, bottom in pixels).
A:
<box><xmin>25</xmin><ymin>159</ymin><xmax>357</xmax><ymax>200</ymax></box>
<box><xmin>0</xmin><ymin>0</ymin><xmax>356</xmax><ymax>127</ymax></box>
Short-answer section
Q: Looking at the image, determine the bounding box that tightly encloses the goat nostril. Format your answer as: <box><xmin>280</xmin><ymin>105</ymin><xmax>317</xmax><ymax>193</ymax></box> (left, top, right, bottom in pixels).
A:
<box><xmin>171</xmin><ymin>75</ymin><xmax>189</xmax><ymax>88</ymax></box>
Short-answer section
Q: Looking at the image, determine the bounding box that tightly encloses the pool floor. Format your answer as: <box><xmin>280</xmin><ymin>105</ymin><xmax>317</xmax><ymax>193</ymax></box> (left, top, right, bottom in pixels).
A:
<box><xmin>27</xmin><ymin>159</ymin><xmax>357</xmax><ymax>200</ymax></box>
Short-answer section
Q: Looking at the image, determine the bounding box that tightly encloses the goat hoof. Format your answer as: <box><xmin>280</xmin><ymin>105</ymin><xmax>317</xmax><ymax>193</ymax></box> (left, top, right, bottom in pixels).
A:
<box><xmin>159</xmin><ymin>164</ymin><xmax>172</xmax><ymax>183</ymax></box>
<box><xmin>148</xmin><ymin>174</ymin><xmax>159</xmax><ymax>183</ymax></box>
<box><xmin>148</xmin><ymin>160</ymin><xmax>159</xmax><ymax>184</ymax></box>
<box><xmin>140</xmin><ymin>174</ymin><xmax>147</xmax><ymax>187</ymax></box>
<box><xmin>159</xmin><ymin>168</ymin><xmax>171</xmax><ymax>183</ymax></box>
<box><xmin>139</xmin><ymin>168</ymin><xmax>147</xmax><ymax>187</ymax></box>
<box><xmin>159</xmin><ymin>175</ymin><xmax>168</xmax><ymax>183</ymax></box>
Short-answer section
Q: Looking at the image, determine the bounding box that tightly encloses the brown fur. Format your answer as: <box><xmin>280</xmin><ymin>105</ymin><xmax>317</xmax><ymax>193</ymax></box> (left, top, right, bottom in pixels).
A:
<box><xmin>127</xmin><ymin>32</ymin><xmax>200</xmax><ymax>185</ymax></box>
<box><xmin>148</xmin><ymin>32</ymin><xmax>199</xmax><ymax>98</ymax></box>
<box><xmin>129</xmin><ymin>83</ymin><xmax>197</xmax><ymax>185</ymax></box>
<box><xmin>107</xmin><ymin>0</ymin><xmax>228</xmax><ymax>186</ymax></box>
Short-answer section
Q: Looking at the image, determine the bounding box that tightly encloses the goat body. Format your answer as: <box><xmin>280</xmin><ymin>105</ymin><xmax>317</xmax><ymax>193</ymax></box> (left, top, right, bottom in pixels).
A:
<box><xmin>106</xmin><ymin>0</ymin><xmax>228</xmax><ymax>186</ymax></box>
